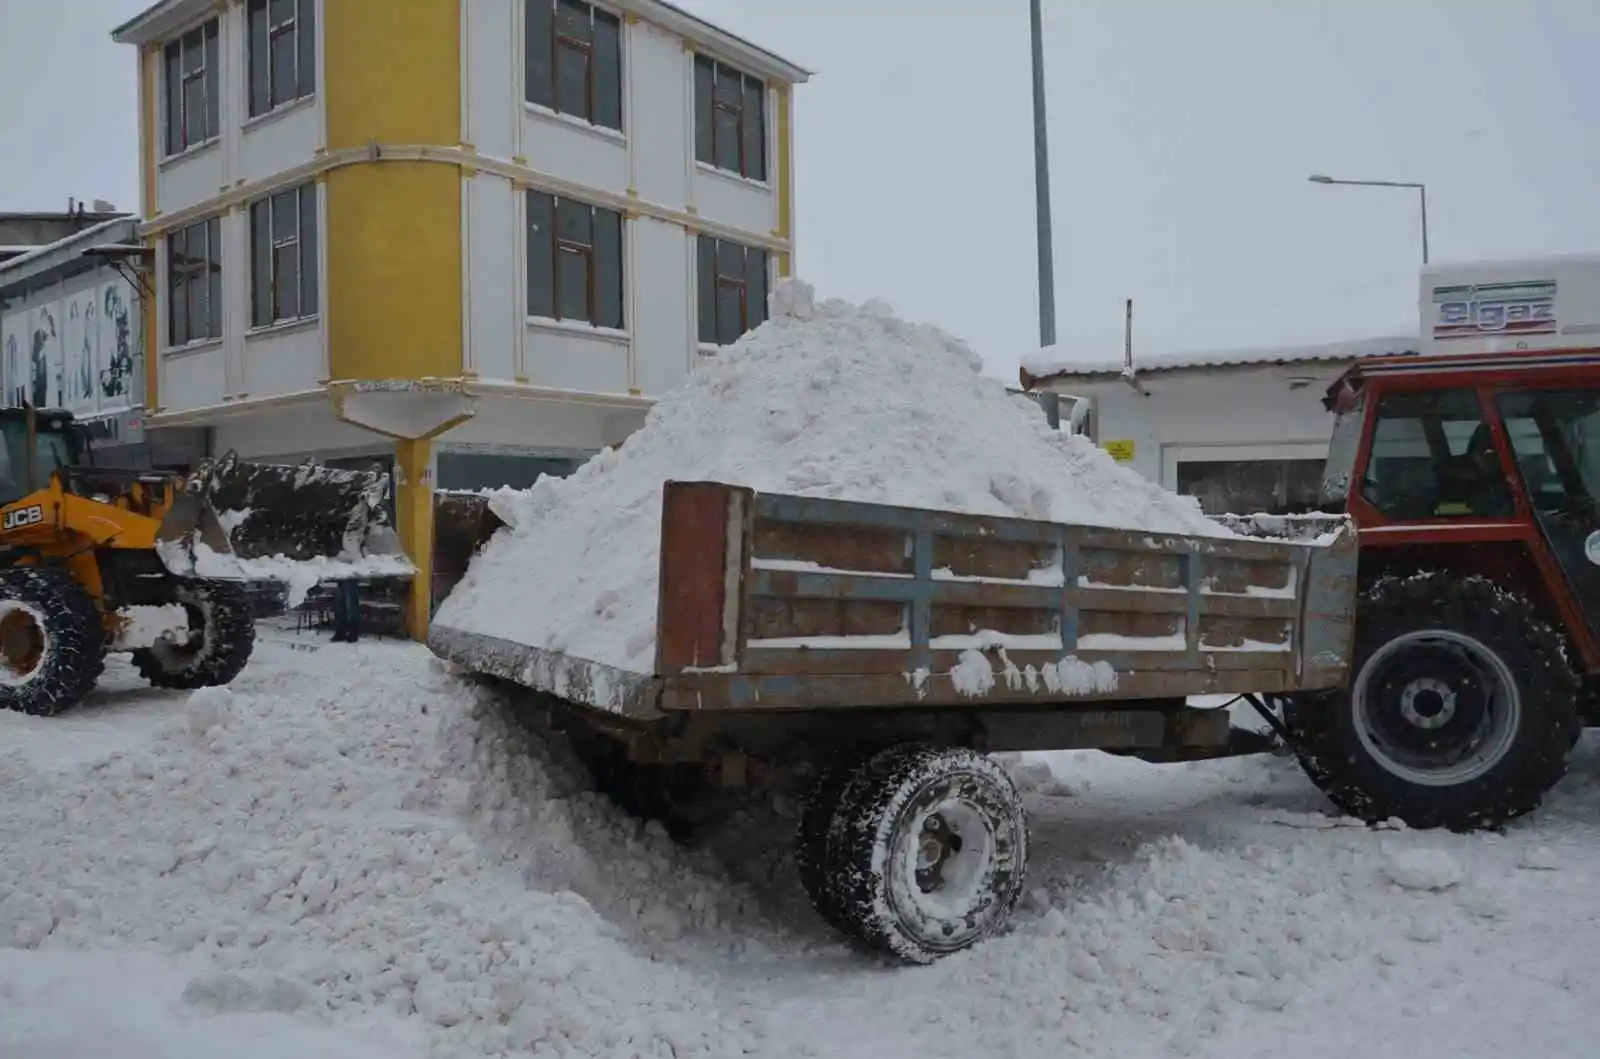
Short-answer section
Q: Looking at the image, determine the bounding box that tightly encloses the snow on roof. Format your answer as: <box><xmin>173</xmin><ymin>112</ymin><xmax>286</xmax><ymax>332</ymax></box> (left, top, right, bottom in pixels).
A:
<box><xmin>0</xmin><ymin>217</ymin><xmax>135</xmax><ymax>277</ymax></box>
<box><xmin>1021</xmin><ymin>333</ymin><xmax>1420</xmax><ymax>383</ymax></box>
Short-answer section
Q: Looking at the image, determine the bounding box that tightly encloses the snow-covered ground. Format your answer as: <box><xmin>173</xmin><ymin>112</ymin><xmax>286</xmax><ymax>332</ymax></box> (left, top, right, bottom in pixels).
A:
<box><xmin>3</xmin><ymin>628</ymin><xmax>1598</xmax><ymax>1058</ymax></box>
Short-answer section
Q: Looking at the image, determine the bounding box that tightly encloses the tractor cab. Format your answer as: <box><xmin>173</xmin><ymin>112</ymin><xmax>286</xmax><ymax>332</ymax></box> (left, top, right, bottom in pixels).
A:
<box><xmin>1318</xmin><ymin>349</ymin><xmax>1600</xmax><ymax>667</ymax></box>
<box><xmin>0</xmin><ymin>408</ymin><xmax>87</xmax><ymax>507</ymax></box>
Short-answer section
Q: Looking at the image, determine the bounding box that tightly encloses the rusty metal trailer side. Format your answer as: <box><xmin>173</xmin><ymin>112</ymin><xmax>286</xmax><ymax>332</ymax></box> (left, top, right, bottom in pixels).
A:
<box><xmin>653</xmin><ymin>480</ymin><xmax>1356</xmax><ymax>711</ymax></box>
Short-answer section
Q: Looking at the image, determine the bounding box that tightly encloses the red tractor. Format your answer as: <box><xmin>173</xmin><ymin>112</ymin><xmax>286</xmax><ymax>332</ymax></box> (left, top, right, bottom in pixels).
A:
<box><xmin>1276</xmin><ymin>346</ymin><xmax>1600</xmax><ymax>830</ymax></box>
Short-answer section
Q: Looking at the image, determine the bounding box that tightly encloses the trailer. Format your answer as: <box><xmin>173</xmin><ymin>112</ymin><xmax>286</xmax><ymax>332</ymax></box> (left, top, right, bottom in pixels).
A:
<box><xmin>430</xmin><ymin>480</ymin><xmax>1357</xmax><ymax>962</ymax></box>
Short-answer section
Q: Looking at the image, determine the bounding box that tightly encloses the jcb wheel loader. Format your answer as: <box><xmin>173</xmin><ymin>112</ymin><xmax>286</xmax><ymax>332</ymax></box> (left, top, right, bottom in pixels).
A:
<box><xmin>0</xmin><ymin>406</ymin><xmax>399</xmax><ymax>717</ymax></box>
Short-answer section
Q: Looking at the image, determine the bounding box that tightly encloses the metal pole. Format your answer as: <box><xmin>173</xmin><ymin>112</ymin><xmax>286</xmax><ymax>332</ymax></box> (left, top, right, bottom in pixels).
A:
<box><xmin>1418</xmin><ymin>184</ymin><xmax>1430</xmax><ymax>265</ymax></box>
<box><xmin>1030</xmin><ymin>0</ymin><xmax>1057</xmax><ymax>348</ymax></box>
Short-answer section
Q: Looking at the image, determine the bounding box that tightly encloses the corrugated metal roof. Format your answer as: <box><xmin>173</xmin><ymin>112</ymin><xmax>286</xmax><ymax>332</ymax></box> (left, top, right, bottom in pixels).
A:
<box><xmin>1022</xmin><ymin>333</ymin><xmax>1420</xmax><ymax>383</ymax></box>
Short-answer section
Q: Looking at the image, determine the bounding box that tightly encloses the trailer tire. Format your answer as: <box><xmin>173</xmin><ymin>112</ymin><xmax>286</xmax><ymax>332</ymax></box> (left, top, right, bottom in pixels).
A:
<box><xmin>826</xmin><ymin>746</ymin><xmax>1028</xmax><ymax>964</ymax></box>
<box><xmin>795</xmin><ymin>762</ymin><xmax>862</xmax><ymax>933</ymax></box>
<box><xmin>1288</xmin><ymin>573</ymin><xmax>1578</xmax><ymax>830</ymax></box>
<box><xmin>0</xmin><ymin>566</ymin><xmax>106</xmax><ymax>717</ymax></box>
<box><xmin>132</xmin><ymin>579</ymin><xmax>256</xmax><ymax>690</ymax></box>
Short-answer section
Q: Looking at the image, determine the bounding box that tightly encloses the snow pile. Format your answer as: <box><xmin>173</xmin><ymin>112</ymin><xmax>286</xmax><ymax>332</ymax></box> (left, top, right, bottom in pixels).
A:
<box><xmin>434</xmin><ymin>279</ymin><xmax>1225</xmax><ymax>675</ymax></box>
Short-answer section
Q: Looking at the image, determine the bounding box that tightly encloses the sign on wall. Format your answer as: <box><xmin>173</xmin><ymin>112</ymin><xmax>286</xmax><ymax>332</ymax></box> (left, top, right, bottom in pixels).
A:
<box><xmin>0</xmin><ymin>278</ymin><xmax>141</xmax><ymax>417</ymax></box>
<box><xmin>1101</xmin><ymin>439</ymin><xmax>1136</xmax><ymax>463</ymax></box>
<box><xmin>1430</xmin><ymin>279</ymin><xmax>1557</xmax><ymax>343</ymax></box>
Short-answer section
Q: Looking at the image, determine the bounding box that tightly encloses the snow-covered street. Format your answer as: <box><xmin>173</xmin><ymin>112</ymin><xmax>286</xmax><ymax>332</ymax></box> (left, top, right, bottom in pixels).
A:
<box><xmin>3</xmin><ymin>628</ymin><xmax>1598</xmax><ymax>1058</ymax></box>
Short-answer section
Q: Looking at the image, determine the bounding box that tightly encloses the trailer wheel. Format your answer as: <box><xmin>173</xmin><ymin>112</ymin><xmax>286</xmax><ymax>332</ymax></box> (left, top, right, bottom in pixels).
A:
<box><xmin>1288</xmin><ymin>573</ymin><xmax>1578</xmax><ymax>830</ymax></box>
<box><xmin>825</xmin><ymin>746</ymin><xmax>1028</xmax><ymax>964</ymax></box>
<box><xmin>795</xmin><ymin>762</ymin><xmax>861</xmax><ymax>933</ymax></box>
<box><xmin>0</xmin><ymin>566</ymin><xmax>105</xmax><ymax>717</ymax></box>
<box><xmin>131</xmin><ymin>579</ymin><xmax>256</xmax><ymax>690</ymax></box>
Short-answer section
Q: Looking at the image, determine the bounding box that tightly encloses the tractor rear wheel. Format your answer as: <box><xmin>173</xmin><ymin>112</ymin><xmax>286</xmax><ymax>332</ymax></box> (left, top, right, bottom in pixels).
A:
<box><xmin>1287</xmin><ymin>573</ymin><xmax>1578</xmax><ymax>830</ymax></box>
<box><xmin>0</xmin><ymin>566</ymin><xmax>106</xmax><ymax>717</ymax></box>
<box><xmin>131</xmin><ymin>579</ymin><xmax>256</xmax><ymax>690</ymax></box>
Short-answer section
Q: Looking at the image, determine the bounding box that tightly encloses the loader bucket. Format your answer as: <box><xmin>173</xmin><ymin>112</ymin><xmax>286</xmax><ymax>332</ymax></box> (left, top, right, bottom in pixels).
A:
<box><xmin>198</xmin><ymin>452</ymin><xmax>393</xmax><ymax>561</ymax></box>
<box><xmin>157</xmin><ymin>451</ymin><xmax>397</xmax><ymax>570</ymax></box>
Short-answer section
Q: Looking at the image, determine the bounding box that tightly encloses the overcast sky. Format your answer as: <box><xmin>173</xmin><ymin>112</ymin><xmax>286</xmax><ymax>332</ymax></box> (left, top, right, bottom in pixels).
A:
<box><xmin>3</xmin><ymin>0</ymin><xmax>1597</xmax><ymax>380</ymax></box>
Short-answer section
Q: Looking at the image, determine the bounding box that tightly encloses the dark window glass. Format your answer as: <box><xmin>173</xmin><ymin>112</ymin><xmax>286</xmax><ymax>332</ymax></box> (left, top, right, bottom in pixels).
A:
<box><xmin>297</xmin><ymin>0</ymin><xmax>316</xmax><ymax>94</ymax></box>
<box><xmin>248</xmin><ymin>1</ymin><xmax>270</xmax><ymax>117</ymax></box>
<box><xmin>203</xmin><ymin>20</ymin><xmax>220</xmax><ymax>139</ymax></box>
<box><xmin>526</xmin><ymin>191</ymin><xmax>555</xmax><ymax>319</ymax></box>
<box><xmin>168</xmin><ymin>218</ymin><xmax>223</xmax><ymax>346</ymax></box>
<box><xmin>298</xmin><ymin>185</ymin><xmax>319</xmax><ymax>316</ymax></box>
<box><xmin>526</xmin><ymin>0</ymin><xmax>622</xmax><ymax>130</ymax></box>
<box><xmin>164</xmin><ymin>41</ymin><xmax>183</xmax><ymax>155</ymax></box>
<box><xmin>748</xmin><ymin>248</ymin><xmax>768</xmax><ymax>328</ymax></box>
<box><xmin>592</xmin><ymin>11</ymin><xmax>622</xmax><ymax>131</ymax></box>
<box><xmin>526</xmin><ymin>190</ymin><xmax>623</xmax><ymax>326</ymax></box>
<box><xmin>525</xmin><ymin>0</ymin><xmax>554</xmax><ymax>108</ymax></box>
<box><xmin>694</xmin><ymin>57</ymin><xmax>766</xmax><ymax>179</ymax></box>
<box><xmin>693</xmin><ymin>57</ymin><xmax>715</xmax><ymax>168</ymax></box>
<box><xmin>556</xmin><ymin>247</ymin><xmax>590</xmax><ymax>321</ymax></box>
<box><xmin>251</xmin><ymin>199</ymin><xmax>272</xmax><ymax>327</ymax></box>
<box><xmin>206</xmin><ymin>217</ymin><xmax>223</xmax><ymax>338</ymax></box>
<box><xmin>696</xmin><ymin>235</ymin><xmax>717</xmax><ymax>345</ymax></box>
<box><xmin>593</xmin><ymin>207</ymin><xmax>623</xmax><ymax>329</ymax></box>
<box><xmin>168</xmin><ymin>225</ymin><xmax>189</xmax><ymax>346</ymax></box>
<box><xmin>742</xmin><ymin>78</ymin><xmax>766</xmax><ymax>181</ymax></box>
<box><xmin>698</xmin><ymin>237</ymin><xmax>768</xmax><ymax>347</ymax></box>
<box><xmin>250</xmin><ymin>183</ymin><xmax>318</xmax><ymax>326</ymax></box>
<box><xmin>248</xmin><ymin>0</ymin><xmax>315</xmax><ymax>117</ymax></box>
<box><xmin>555</xmin><ymin>40</ymin><xmax>589</xmax><ymax>117</ymax></box>
<box><xmin>1364</xmin><ymin>389</ymin><xmax>1512</xmax><ymax>520</ymax></box>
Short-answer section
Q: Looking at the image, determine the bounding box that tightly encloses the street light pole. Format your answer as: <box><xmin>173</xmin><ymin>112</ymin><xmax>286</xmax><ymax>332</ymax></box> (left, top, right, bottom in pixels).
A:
<box><xmin>1308</xmin><ymin>174</ymin><xmax>1430</xmax><ymax>264</ymax></box>
<box><xmin>1030</xmin><ymin>0</ymin><xmax>1057</xmax><ymax>347</ymax></box>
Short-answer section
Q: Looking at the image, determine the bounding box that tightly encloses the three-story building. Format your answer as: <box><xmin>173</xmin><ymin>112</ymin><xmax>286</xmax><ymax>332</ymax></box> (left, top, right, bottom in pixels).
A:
<box><xmin>113</xmin><ymin>0</ymin><xmax>808</xmax><ymax>635</ymax></box>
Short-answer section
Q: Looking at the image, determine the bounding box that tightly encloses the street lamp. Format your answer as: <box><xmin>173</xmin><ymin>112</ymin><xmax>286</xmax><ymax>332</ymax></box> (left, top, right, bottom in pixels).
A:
<box><xmin>1308</xmin><ymin>174</ymin><xmax>1430</xmax><ymax>265</ymax></box>
<box><xmin>1030</xmin><ymin>0</ymin><xmax>1056</xmax><ymax>348</ymax></box>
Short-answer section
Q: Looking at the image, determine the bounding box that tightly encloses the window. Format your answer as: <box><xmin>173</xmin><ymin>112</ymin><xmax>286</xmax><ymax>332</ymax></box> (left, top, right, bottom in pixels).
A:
<box><xmin>248</xmin><ymin>0</ymin><xmax>316</xmax><ymax>117</ymax></box>
<box><xmin>1363</xmin><ymin>388</ymin><xmax>1513</xmax><ymax>520</ymax></box>
<box><xmin>1176</xmin><ymin>459</ymin><xmax>1326</xmax><ymax>516</ymax></box>
<box><xmin>526</xmin><ymin>191</ymin><xmax>624</xmax><ymax>328</ymax></box>
<box><xmin>163</xmin><ymin>19</ymin><xmax>220</xmax><ymax>155</ymax></box>
<box><xmin>250</xmin><ymin>183</ymin><xmax>319</xmax><ymax>327</ymax></box>
<box><xmin>1497</xmin><ymin>389</ymin><xmax>1600</xmax><ymax>513</ymax></box>
<box><xmin>696</xmin><ymin>236</ymin><xmax>768</xmax><ymax>346</ymax></box>
<box><xmin>694</xmin><ymin>56</ymin><xmax>765</xmax><ymax>181</ymax></box>
<box><xmin>525</xmin><ymin>0</ymin><xmax>623</xmax><ymax>131</ymax></box>
<box><xmin>167</xmin><ymin>216</ymin><xmax>223</xmax><ymax>347</ymax></box>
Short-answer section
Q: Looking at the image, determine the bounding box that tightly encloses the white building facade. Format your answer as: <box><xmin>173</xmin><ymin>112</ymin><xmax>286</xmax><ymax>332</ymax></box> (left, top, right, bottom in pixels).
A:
<box><xmin>113</xmin><ymin>0</ymin><xmax>809</xmax><ymax>633</ymax></box>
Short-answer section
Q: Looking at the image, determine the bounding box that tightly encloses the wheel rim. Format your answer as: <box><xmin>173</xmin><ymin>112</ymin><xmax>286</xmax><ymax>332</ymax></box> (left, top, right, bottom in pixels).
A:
<box><xmin>0</xmin><ymin>603</ymin><xmax>49</xmax><ymax>687</ymax></box>
<box><xmin>885</xmin><ymin>774</ymin><xmax>1019</xmax><ymax>953</ymax></box>
<box><xmin>1352</xmin><ymin>629</ymin><xmax>1522</xmax><ymax>787</ymax></box>
<box><xmin>147</xmin><ymin>595</ymin><xmax>209</xmax><ymax>671</ymax></box>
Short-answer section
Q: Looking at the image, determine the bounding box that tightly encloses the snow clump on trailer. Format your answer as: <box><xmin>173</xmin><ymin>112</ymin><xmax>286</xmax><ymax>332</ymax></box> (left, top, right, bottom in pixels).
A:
<box><xmin>432</xmin><ymin>278</ymin><xmax>1226</xmax><ymax>675</ymax></box>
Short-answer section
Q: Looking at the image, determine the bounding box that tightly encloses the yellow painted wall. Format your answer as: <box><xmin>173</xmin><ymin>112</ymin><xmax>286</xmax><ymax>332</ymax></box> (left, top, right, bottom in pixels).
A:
<box><xmin>774</xmin><ymin>85</ymin><xmax>794</xmax><ymax>277</ymax></box>
<box><xmin>393</xmin><ymin>437</ymin><xmax>435</xmax><ymax>640</ymax></box>
<box><xmin>323</xmin><ymin>0</ymin><xmax>461</xmax><ymax>150</ymax></box>
<box><xmin>324</xmin><ymin>162</ymin><xmax>462</xmax><ymax>380</ymax></box>
<box><xmin>321</xmin><ymin>0</ymin><xmax>462</xmax><ymax>382</ymax></box>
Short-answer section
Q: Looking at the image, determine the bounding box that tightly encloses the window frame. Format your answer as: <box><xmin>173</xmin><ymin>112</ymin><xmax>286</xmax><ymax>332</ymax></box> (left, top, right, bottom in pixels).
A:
<box><xmin>525</xmin><ymin>190</ymin><xmax>626</xmax><ymax>330</ymax></box>
<box><xmin>1360</xmin><ymin>387</ymin><xmax>1515</xmax><ymax>521</ymax></box>
<box><xmin>162</xmin><ymin>18</ymin><xmax>221</xmax><ymax>157</ymax></box>
<box><xmin>524</xmin><ymin>0</ymin><xmax>625</xmax><ymax>133</ymax></box>
<box><xmin>249</xmin><ymin>182</ymin><xmax>321</xmax><ymax>330</ymax></box>
<box><xmin>166</xmin><ymin>216</ymin><xmax>224</xmax><ymax>349</ymax></box>
<box><xmin>693</xmin><ymin>55</ymin><xmax>768</xmax><ymax>182</ymax></box>
<box><xmin>247</xmin><ymin>0</ymin><xmax>317</xmax><ymax>119</ymax></box>
<box><xmin>695</xmin><ymin>235</ymin><xmax>769</xmax><ymax>348</ymax></box>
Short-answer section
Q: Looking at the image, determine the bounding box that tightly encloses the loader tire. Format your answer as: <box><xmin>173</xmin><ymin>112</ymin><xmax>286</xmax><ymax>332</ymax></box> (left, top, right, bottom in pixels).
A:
<box><xmin>825</xmin><ymin>746</ymin><xmax>1028</xmax><ymax>964</ymax></box>
<box><xmin>132</xmin><ymin>579</ymin><xmax>256</xmax><ymax>690</ymax></box>
<box><xmin>1287</xmin><ymin>573</ymin><xmax>1577</xmax><ymax>831</ymax></box>
<box><xmin>0</xmin><ymin>565</ymin><xmax>106</xmax><ymax>717</ymax></box>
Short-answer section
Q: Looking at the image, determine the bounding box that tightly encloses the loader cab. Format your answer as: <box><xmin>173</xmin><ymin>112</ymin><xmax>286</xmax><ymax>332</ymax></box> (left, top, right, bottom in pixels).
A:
<box><xmin>1325</xmin><ymin>350</ymin><xmax>1600</xmax><ymax>672</ymax></box>
<box><xmin>0</xmin><ymin>408</ymin><xmax>85</xmax><ymax>507</ymax></box>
